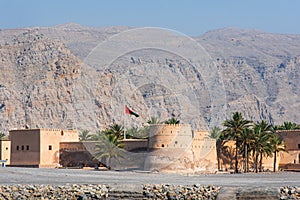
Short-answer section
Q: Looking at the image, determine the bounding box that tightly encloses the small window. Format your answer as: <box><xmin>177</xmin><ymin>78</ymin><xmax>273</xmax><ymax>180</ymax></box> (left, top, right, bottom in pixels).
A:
<box><xmin>16</xmin><ymin>146</ymin><xmax>19</xmax><ymax>150</ymax></box>
<box><xmin>5</xmin><ymin>147</ymin><xmax>8</xmax><ymax>150</ymax></box>
<box><xmin>21</xmin><ymin>145</ymin><xmax>24</xmax><ymax>150</ymax></box>
<box><xmin>175</xmin><ymin>141</ymin><xmax>178</xmax><ymax>145</ymax></box>
<box><xmin>48</xmin><ymin>145</ymin><xmax>52</xmax><ymax>150</ymax></box>
<box><xmin>26</xmin><ymin>145</ymin><xmax>29</xmax><ymax>150</ymax></box>
<box><xmin>298</xmin><ymin>144</ymin><xmax>300</xmax><ymax>149</ymax></box>
<box><xmin>161</xmin><ymin>144</ymin><xmax>164</xmax><ymax>147</ymax></box>
<box><xmin>61</xmin><ymin>131</ymin><xmax>64</xmax><ymax>136</ymax></box>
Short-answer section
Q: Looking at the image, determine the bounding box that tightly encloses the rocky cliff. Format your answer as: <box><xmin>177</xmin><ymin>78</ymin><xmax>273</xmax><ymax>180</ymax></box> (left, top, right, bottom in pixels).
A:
<box><xmin>0</xmin><ymin>24</ymin><xmax>300</xmax><ymax>133</ymax></box>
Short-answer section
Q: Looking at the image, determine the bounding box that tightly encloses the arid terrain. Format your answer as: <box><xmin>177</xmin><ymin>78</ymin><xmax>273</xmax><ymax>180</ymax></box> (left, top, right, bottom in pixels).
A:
<box><xmin>1</xmin><ymin>24</ymin><xmax>300</xmax><ymax>132</ymax></box>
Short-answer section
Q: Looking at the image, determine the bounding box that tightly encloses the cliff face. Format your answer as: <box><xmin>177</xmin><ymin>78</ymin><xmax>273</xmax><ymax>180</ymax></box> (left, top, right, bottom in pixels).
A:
<box><xmin>1</xmin><ymin>24</ymin><xmax>300</xmax><ymax>133</ymax></box>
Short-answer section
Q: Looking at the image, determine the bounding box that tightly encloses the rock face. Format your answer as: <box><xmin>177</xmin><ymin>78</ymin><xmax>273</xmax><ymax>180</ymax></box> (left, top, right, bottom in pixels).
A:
<box><xmin>1</xmin><ymin>24</ymin><xmax>300</xmax><ymax>133</ymax></box>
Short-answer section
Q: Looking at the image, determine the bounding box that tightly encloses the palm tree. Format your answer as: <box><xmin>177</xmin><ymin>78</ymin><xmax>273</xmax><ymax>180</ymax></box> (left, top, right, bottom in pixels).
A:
<box><xmin>79</xmin><ymin>130</ymin><xmax>92</xmax><ymax>141</ymax></box>
<box><xmin>270</xmin><ymin>135</ymin><xmax>286</xmax><ymax>172</ymax></box>
<box><xmin>164</xmin><ymin>117</ymin><xmax>180</xmax><ymax>125</ymax></box>
<box><xmin>126</xmin><ymin>126</ymin><xmax>149</xmax><ymax>139</ymax></box>
<box><xmin>222</xmin><ymin>112</ymin><xmax>252</xmax><ymax>173</ymax></box>
<box><xmin>0</xmin><ymin>132</ymin><xmax>6</xmax><ymax>140</ymax></box>
<box><xmin>210</xmin><ymin>126</ymin><xmax>224</xmax><ymax>171</ymax></box>
<box><xmin>147</xmin><ymin>117</ymin><xmax>161</xmax><ymax>124</ymax></box>
<box><xmin>239</xmin><ymin>128</ymin><xmax>254</xmax><ymax>173</ymax></box>
<box><xmin>277</xmin><ymin>121</ymin><xmax>300</xmax><ymax>130</ymax></box>
<box><xmin>256</xmin><ymin>120</ymin><xmax>274</xmax><ymax>172</ymax></box>
<box><xmin>251</xmin><ymin>124</ymin><xmax>273</xmax><ymax>173</ymax></box>
<box><xmin>94</xmin><ymin>133</ymin><xmax>125</xmax><ymax>170</ymax></box>
<box><xmin>108</xmin><ymin>124</ymin><xmax>124</xmax><ymax>140</ymax></box>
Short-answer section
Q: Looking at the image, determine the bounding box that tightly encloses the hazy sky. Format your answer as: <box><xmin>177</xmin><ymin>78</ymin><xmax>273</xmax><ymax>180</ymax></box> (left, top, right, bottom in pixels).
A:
<box><xmin>1</xmin><ymin>0</ymin><xmax>299</xmax><ymax>36</ymax></box>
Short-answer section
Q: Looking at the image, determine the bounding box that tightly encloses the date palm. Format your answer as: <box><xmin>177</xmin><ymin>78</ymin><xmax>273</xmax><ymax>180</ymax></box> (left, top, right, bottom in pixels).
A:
<box><xmin>210</xmin><ymin>126</ymin><xmax>226</xmax><ymax>171</ymax></box>
<box><xmin>95</xmin><ymin>133</ymin><xmax>124</xmax><ymax>170</ymax></box>
<box><xmin>0</xmin><ymin>132</ymin><xmax>6</xmax><ymax>140</ymax></box>
<box><xmin>271</xmin><ymin>135</ymin><xmax>286</xmax><ymax>172</ymax></box>
<box><xmin>256</xmin><ymin>120</ymin><xmax>274</xmax><ymax>171</ymax></box>
<box><xmin>147</xmin><ymin>117</ymin><xmax>161</xmax><ymax>124</ymax></box>
<box><xmin>164</xmin><ymin>117</ymin><xmax>180</xmax><ymax>125</ymax></box>
<box><xmin>222</xmin><ymin>112</ymin><xmax>252</xmax><ymax>173</ymax></box>
<box><xmin>239</xmin><ymin>128</ymin><xmax>254</xmax><ymax>172</ymax></box>
<box><xmin>79</xmin><ymin>130</ymin><xmax>92</xmax><ymax>141</ymax></box>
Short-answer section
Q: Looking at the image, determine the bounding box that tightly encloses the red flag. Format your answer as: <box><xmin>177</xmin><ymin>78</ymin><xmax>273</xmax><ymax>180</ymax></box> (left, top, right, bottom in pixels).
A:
<box><xmin>125</xmin><ymin>105</ymin><xmax>139</xmax><ymax>117</ymax></box>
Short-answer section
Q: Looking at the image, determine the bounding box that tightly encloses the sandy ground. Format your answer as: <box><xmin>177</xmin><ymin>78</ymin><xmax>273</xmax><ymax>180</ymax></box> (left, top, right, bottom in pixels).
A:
<box><xmin>0</xmin><ymin>167</ymin><xmax>299</xmax><ymax>190</ymax></box>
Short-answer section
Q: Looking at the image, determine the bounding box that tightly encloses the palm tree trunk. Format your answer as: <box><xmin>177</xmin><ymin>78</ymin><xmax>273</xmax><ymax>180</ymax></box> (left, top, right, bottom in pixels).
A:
<box><xmin>259</xmin><ymin>152</ymin><xmax>263</xmax><ymax>172</ymax></box>
<box><xmin>273</xmin><ymin>151</ymin><xmax>277</xmax><ymax>172</ymax></box>
<box><xmin>235</xmin><ymin>140</ymin><xmax>239</xmax><ymax>173</ymax></box>
<box><xmin>244</xmin><ymin>144</ymin><xmax>248</xmax><ymax>173</ymax></box>
<box><xmin>255</xmin><ymin>152</ymin><xmax>259</xmax><ymax>173</ymax></box>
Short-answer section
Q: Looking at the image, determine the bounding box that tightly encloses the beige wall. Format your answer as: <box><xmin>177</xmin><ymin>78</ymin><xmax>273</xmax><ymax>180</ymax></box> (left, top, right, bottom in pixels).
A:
<box><xmin>277</xmin><ymin>131</ymin><xmax>300</xmax><ymax>165</ymax></box>
<box><xmin>10</xmin><ymin>129</ymin><xmax>41</xmax><ymax>166</ymax></box>
<box><xmin>9</xmin><ymin>128</ymin><xmax>79</xmax><ymax>167</ymax></box>
<box><xmin>40</xmin><ymin>129</ymin><xmax>79</xmax><ymax>167</ymax></box>
<box><xmin>148</xmin><ymin>124</ymin><xmax>193</xmax><ymax>149</ymax></box>
<box><xmin>145</xmin><ymin>124</ymin><xmax>217</xmax><ymax>173</ymax></box>
<box><xmin>0</xmin><ymin>140</ymin><xmax>11</xmax><ymax>165</ymax></box>
<box><xmin>122</xmin><ymin>139</ymin><xmax>148</xmax><ymax>151</ymax></box>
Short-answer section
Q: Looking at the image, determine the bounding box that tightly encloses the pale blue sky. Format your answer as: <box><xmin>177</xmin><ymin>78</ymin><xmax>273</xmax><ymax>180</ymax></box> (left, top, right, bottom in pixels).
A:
<box><xmin>1</xmin><ymin>0</ymin><xmax>299</xmax><ymax>36</ymax></box>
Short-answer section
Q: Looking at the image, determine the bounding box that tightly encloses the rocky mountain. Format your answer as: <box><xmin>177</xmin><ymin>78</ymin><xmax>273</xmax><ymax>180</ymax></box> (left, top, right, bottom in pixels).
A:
<box><xmin>0</xmin><ymin>23</ymin><xmax>300</xmax><ymax>133</ymax></box>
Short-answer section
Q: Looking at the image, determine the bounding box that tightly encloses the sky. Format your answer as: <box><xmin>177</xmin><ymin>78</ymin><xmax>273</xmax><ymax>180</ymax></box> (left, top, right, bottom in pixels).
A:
<box><xmin>1</xmin><ymin>0</ymin><xmax>300</xmax><ymax>36</ymax></box>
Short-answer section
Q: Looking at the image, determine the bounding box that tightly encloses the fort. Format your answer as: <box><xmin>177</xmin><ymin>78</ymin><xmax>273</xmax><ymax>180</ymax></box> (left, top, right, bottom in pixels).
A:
<box><xmin>0</xmin><ymin>125</ymin><xmax>299</xmax><ymax>173</ymax></box>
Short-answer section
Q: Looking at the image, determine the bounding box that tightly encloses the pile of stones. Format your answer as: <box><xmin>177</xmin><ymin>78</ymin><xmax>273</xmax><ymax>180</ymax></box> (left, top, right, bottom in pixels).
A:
<box><xmin>143</xmin><ymin>184</ymin><xmax>221</xmax><ymax>200</ymax></box>
<box><xmin>0</xmin><ymin>183</ymin><xmax>221</xmax><ymax>199</ymax></box>
<box><xmin>280</xmin><ymin>186</ymin><xmax>300</xmax><ymax>200</ymax></box>
<box><xmin>0</xmin><ymin>184</ymin><xmax>109</xmax><ymax>199</ymax></box>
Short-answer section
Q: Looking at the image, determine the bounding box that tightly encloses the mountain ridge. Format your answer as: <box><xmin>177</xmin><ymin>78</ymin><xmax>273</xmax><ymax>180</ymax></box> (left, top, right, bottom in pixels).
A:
<box><xmin>0</xmin><ymin>24</ymin><xmax>300</xmax><ymax>133</ymax></box>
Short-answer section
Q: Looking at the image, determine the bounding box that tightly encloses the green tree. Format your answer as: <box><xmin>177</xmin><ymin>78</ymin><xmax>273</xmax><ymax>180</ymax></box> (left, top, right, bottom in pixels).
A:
<box><xmin>94</xmin><ymin>133</ymin><xmax>125</xmax><ymax>170</ymax></box>
<box><xmin>147</xmin><ymin>117</ymin><xmax>161</xmax><ymax>124</ymax></box>
<box><xmin>256</xmin><ymin>120</ymin><xmax>274</xmax><ymax>172</ymax></box>
<box><xmin>0</xmin><ymin>132</ymin><xmax>6</xmax><ymax>140</ymax></box>
<box><xmin>280</xmin><ymin>121</ymin><xmax>300</xmax><ymax>130</ymax></box>
<box><xmin>108</xmin><ymin>124</ymin><xmax>125</xmax><ymax>140</ymax></box>
<box><xmin>79</xmin><ymin>130</ymin><xmax>92</xmax><ymax>141</ymax></box>
<box><xmin>210</xmin><ymin>126</ymin><xmax>224</xmax><ymax>171</ymax></box>
<box><xmin>251</xmin><ymin>124</ymin><xmax>273</xmax><ymax>173</ymax></box>
<box><xmin>164</xmin><ymin>117</ymin><xmax>180</xmax><ymax>125</ymax></box>
<box><xmin>222</xmin><ymin>112</ymin><xmax>252</xmax><ymax>173</ymax></box>
<box><xmin>0</xmin><ymin>132</ymin><xmax>9</xmax><ymax>140</ymax></box>
<box><xmin>270</xmin><ymin>135</ymin><xmax>286</xmax><ymax>172</ymax></box>
<box><xmin>239</xmin><ymin>128</ymin><xmax>254</xmax><ymax>173</ymax></box>
<box><xmin>126</xmin><ymin>126</ymin><xmax>149</xmax><ymax>139</ymax></box>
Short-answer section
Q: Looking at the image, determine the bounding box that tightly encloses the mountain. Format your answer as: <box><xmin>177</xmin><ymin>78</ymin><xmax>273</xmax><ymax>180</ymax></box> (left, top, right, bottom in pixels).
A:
<box><xmin>0</xmin><ymin>23</ymin><xmax>300</xmax><ymax>133</ymax></box>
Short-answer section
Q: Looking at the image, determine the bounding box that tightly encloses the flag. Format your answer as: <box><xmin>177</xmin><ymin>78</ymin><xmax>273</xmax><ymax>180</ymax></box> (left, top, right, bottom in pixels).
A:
<box><xmin>125</xmin><ymin>105</ymin><xmax>139</xmax><ymax>117</ymax></box>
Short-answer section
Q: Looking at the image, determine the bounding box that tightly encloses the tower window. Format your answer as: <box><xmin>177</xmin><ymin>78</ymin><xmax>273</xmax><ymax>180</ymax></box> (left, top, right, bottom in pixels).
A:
<box><xmin>48</xmin><ymin>145</ymin><xmax>52</xmax><ymax>150</ymax></box>
<box><xmin>298</xmin><ymin>144</ymin><xmax>300</xmax><ymax>149</ymax></box>
<box><xmin>21</xmin><ymin>145</ymin><xmax>24</xmax><ymax>150</ymax></box>
<box><xmin>26</xmin><ymin>145</ymin><xmax>29</xmax><ymax>150</ymax></box>
<box><xmin>16</xmin><ymin>146</ymin><xmax>19</xmax><ymax>150</ymax></box>
<box><xmin>161</xmin><ymin>144</ymin><xmax>165</xmax><ymax>147</ymax></box>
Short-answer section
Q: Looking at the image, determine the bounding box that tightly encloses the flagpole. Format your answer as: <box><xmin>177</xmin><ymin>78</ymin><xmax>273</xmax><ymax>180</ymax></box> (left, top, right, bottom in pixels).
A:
<box><xmin>124</xmin><ymin>104</ymin><xmax>126</xmax><ymax>140</ymax></box>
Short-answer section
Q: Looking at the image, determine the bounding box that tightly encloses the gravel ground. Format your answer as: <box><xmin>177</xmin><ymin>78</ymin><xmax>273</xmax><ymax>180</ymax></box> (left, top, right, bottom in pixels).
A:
<box><xmin>0</xmin><ymin>167</ymin><xmax>299</xmax><ymax>189</ymax></box>
<box><xmin>0</xmin><ymin>167</ymin><xmax>300</xmax><ymax>199</ymax></box>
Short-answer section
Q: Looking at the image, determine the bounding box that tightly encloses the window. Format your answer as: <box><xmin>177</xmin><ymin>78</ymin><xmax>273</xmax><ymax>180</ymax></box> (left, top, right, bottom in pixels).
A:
<box><xmin>161</xmin><ymin>144</ymin><xmax>165</xmax><ymax>147</ymax></box>
<box><xmin>16</xmin><ymin>146</ymin><xmax>19</xmax><ymax>150</ymax></box>
<box><xmin>26</xmin><ymin>145</ymin><xmax>29</xmax><ymax>150</ymax></box>
<box><xmin>48</xmin><ymin>145</ymin><xmax>52</xmax><ymax>150</ymax></box>
<box><xmin>21</xmin><ymin>145</ymin><xmax>24</xmax><ymax>150</ymax></box>
<box><xmin>61</xmin><ymin>131</ymin><xmax>64</xmax><ymax>136</ymax></box>
<box><xmin>298</xmin><ymin>144</ymin><xmax>300</xmax><ymax>149</ymax></box>
<box><xmin>5</xmin><ymin>147</ymin><xmax>8</xmax><ymax>150</ymax></box>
